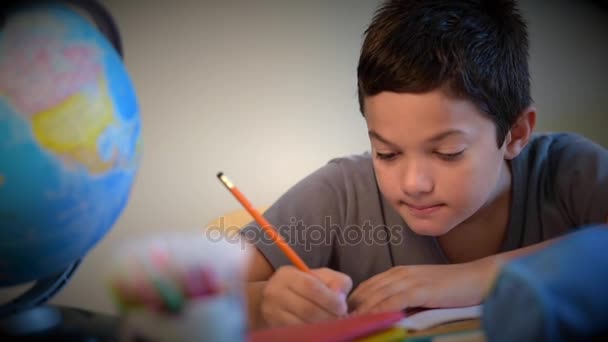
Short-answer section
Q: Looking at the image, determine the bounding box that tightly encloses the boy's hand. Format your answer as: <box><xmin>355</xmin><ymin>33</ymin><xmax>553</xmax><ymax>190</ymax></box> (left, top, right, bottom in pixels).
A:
<box><xmin>261</xmin><ymin>266</ymin><xmax>352</xmax><ymax>327</ymax></box>
<box><xmin>348</xmin><ymin>259</ymin><xmax>497</xmax><ymax>314</ymax></box>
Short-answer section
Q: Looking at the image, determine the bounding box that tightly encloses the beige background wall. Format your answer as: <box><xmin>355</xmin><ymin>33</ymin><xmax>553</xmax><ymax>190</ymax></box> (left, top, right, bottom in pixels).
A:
<box><xmin>5</xmin><ymin>0</ymin><xmax>605</xmax><ymax>314</ymax></box>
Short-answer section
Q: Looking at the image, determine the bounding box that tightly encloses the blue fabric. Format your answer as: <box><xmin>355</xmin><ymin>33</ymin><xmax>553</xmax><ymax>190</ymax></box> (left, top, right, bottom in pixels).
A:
<box><xmin>482</xmin><ymin>225</ymin><xmax>608</xmax><ymax>341</ymax></box>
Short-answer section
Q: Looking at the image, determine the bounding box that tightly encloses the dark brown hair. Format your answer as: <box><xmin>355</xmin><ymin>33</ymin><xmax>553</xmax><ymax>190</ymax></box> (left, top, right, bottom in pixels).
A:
<box><xmin>358</xmin><ymin>0</ymin><xmax>532</xmax><ymax>146</ymax></box>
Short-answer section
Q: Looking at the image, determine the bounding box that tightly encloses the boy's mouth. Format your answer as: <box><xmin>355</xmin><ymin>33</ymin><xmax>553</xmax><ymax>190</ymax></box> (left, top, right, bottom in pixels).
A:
<box><xmin>400</xmin><ymin>201</ymin><xmax>445</xmax><ymax>215</ymax></box>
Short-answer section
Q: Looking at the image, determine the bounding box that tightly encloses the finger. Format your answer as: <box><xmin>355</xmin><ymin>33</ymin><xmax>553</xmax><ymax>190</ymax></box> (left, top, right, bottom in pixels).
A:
<box><xmin>288</xmin><ymin>271</ymin><xmax>348</xmax><ymax>316</ymax></box>
<box><xmin>369</xmin><ymin>285</ymin><xmax>429</xmax><ymax>313</ymax></box>
<box><xmin>264</xmin><ymin>306</ymin><xmax>305</xmax><ymax>328</ymax></box>
<box><xmin>349</xmin><ymin>272</ymin><xmax>383</xmax><ymax>298</ymax></box>
<box><xmin>348</xmin><ymin>272</ymin><xmax>393</xmax><ymax>310</ymax></box>
<box><xmin>349</xmin><ymin>267</ymin><xmax>401</xmax><ymax>300</ymax></box>
<box><xmin>278</xmin><ymin>287</ymin><xmax>339</xmax><ymax>324</ymax></box>
<box><xmin>264</xmin><ymin>272</ymin><xmax>338</xmax><ymax>325</ymax></box>
<box><xmin>348</xmin><ymin>279</ymin><xmax>375</xmax><ymax>307</ymax></box>
<box><xmin>352</xmin><ymin>278</ymin><xmax>408</xmax><ymax>314</ymax></box>
<box><xmin>313</xmin><ymin>268</ymin><xmax>353</xmax><ymax>295</ymax></box>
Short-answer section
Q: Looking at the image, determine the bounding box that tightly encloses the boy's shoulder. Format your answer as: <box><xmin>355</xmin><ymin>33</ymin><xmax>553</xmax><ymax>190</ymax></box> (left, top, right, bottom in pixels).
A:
<box><xmin>514</xmin><ymin>131</ymin><xmax>608</xmax><ymax>226</ymax></box>
<box><xmin>518</xmin><ymin>132</ymin><xmax>606</xmax><ymax>167</ymax></box>
<box><xmin>320</xmin><ymin>151</ymin><xmax>376</xmax><ymax>190</ymax></box>
<box><xmin>279</xmin><ymin>152</ymin><xmax>377</xmax><ymax>204</ymax></box>
<box><xmin>327</xmin><ymin>151</ymin><xmax>373</xmax><ymax>166</ymax></box>
<box><xmin>515</xmin><ymin>131</ymin><xmax>607</xmax><ymax>191</ymax></box>
<box><xmin>312</xmin><ymin>151</ymin><xmax>374</xmax><ymax>180</ymax></box>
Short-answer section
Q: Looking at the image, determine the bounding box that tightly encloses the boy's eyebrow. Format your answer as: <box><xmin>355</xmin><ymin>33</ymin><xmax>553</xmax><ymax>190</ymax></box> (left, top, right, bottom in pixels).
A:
<box><xmin>368</xmin><ymin>129</ymin><xmax>466</xmax><ymax>147</ymax></box>
<box><xmin>368</xmin><ymin>130</ymin><xmax>400</xmax><ymax>148</ymax></box>
<box><xmin>426</xmin><ymin>129</ymin><xmax>466</xmax><ymax>143</ymax></box>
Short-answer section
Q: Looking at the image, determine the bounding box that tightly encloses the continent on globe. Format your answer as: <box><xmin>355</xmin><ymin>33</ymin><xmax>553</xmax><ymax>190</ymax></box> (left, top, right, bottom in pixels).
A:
<box><xmin>32</xmin><ymin>77</ymin><xmax>118</xmax><ymax>174</ymax></box>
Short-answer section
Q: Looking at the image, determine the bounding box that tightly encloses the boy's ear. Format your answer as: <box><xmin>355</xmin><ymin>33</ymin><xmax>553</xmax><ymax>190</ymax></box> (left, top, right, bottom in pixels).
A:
<box><xmin>504</xmin><ymin>106</ymin><xmax>536</xmax><ymax>160</ymax></box>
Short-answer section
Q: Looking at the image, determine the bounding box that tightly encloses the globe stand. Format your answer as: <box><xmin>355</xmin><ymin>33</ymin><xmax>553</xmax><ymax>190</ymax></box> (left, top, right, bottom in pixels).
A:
<box><xmin>0</xmin><ymin>306</ymin><xmax>61</xmax><ymax>337</ymax></box>
<box><xmin>0</xmin><ymin>260</ymin><xmax>121</xmax><ymax>340</ymax></box>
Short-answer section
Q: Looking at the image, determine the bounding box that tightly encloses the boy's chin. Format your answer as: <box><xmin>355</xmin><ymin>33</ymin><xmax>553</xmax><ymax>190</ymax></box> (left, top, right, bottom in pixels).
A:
<box><xmin>405</xmin><ymin>219</ymin><xmax>456</xmax><ymax>236</ymax></box>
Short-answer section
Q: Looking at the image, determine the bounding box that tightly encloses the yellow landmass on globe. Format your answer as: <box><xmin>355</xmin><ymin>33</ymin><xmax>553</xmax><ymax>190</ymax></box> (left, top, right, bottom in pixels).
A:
<box><xmin>32</xmin><ymin>77</ymin><xmax>116</xmax><ymax>173</ymax></box>
<box><xmin>0</xmin><ymin>174</ymin><xmax>4</xmax><ymax>187</ymax></box>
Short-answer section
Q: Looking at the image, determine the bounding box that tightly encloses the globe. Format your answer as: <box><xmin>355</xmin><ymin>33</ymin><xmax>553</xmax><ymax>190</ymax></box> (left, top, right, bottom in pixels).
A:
<box><xmin>0</xmin><ymin>2</ymin><xmax>140</xmax><ymax>290</ymax></box>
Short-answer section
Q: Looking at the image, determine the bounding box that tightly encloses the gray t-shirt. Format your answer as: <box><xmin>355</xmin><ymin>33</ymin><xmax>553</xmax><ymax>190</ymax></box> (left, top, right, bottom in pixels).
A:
<box><xmin>240</xmin><ymin>133</ymin><xmax>608</xmax><ymax>288</ymax></box>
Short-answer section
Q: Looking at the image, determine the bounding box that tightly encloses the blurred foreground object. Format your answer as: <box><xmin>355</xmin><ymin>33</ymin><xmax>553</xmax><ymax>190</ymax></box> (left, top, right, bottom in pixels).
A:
<box><xmin>483</xmin><ymin>225</ymin><xmax>608</xmax><ymax>341</ymax></box>
<box><xmin>108</xmin><ymin>233</ymin><xmax>250</xmax><ymax>341</ymax></box>
<box><xmin>0</xmin><ymin>0</ymin><xmax>140</xmax><ymax>338</ymax></box>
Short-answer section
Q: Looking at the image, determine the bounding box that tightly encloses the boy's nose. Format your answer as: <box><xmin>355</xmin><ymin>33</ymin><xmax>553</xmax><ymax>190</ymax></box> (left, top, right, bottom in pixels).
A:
<box><xmin>400</xmin><ymin>160</ymin><xmax>434</xmax><ymax>197</ymax></box>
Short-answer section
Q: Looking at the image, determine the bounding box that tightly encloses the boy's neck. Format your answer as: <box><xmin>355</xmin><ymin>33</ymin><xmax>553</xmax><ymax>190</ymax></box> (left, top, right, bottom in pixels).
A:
<box><xmin>437</xmin><ymin>161</ymin><xmax>513</xmax><ymax>264</ymax></box>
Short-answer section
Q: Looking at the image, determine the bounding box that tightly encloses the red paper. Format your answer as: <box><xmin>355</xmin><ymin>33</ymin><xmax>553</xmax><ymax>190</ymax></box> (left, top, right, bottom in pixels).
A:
<box><xmin>248</xmin><ymin>311</ymin><xmax>405</xmax><ymax>342</ymax></box>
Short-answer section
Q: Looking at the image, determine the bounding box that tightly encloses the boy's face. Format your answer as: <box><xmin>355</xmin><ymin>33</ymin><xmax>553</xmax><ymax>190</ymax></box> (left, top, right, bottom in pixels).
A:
<box><xmin>364</xmin><ymin>89</ymin><xmax>510</xmax><ymax>236</ymax></box>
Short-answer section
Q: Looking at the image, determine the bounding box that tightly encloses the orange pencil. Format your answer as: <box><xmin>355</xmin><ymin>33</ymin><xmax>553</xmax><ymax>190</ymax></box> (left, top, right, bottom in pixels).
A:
<box><xmin>217</xmin><ymin>172</ymin><xmax>311</xmax><ymax>273</ymax></box>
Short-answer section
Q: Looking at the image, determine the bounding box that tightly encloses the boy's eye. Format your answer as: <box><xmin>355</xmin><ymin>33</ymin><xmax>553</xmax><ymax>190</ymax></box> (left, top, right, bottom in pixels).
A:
<box><xmin>376</xmin><ymin>152</ymin><xmax>398</xmax><ymax>161</ymax></box>
<box><xmin>435</xmin><ymin>150</ymin><xmax>464</xmax><ymax>161</ymax></box>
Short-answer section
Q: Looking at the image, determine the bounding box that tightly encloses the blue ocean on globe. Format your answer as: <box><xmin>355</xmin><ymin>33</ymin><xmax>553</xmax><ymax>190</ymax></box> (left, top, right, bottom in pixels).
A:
<box><xmin>0</xmin><ymin>3</ymin><xmax>141</xmax><ymax>286</ymax></box>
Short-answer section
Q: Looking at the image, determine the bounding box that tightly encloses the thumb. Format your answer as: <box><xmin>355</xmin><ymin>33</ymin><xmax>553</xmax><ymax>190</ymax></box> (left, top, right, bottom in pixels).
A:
<box><xmin>312</xmin><ymin>268</ymin><xmax>353</xmax><ymax>298</ymax></box>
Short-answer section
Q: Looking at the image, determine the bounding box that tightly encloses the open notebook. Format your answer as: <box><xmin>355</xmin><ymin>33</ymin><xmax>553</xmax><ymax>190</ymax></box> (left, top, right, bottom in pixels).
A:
<box><xmin>249</xmin><ymin>305</ymin><xmax>482</xmax><ymax>342</ymax></box>
<box><xmin>399</xmin><ymin>305</ymin><xmax>482</xmax><ymax>331</ymax></box>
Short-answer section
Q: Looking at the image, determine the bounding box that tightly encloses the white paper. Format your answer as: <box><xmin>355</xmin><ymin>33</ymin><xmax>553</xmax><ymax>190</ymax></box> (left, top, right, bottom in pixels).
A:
<box><xmin>397</xmin><ymin>305</ymin><xmax>482</xmax><ymax>331</ymax></box>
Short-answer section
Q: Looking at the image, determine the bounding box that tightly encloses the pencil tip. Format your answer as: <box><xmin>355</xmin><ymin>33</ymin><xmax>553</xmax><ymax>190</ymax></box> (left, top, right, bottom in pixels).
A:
<box><xmin>216</xmin><ymin>172</ymin><xmax>223</xmax><ymax>179</ymax></box>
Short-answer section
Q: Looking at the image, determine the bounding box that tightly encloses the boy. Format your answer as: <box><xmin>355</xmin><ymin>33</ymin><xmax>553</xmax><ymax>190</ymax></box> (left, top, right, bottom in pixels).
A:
<box><xmin>241</xmin><ymin>0</ymin><xmax>608</xmax><ymax>329</ymax></box>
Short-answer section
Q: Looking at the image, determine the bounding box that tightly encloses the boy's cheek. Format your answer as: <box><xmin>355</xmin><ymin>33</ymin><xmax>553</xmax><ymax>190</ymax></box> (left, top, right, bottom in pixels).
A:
<box><xmin>373</xmin><ymin>169</ymin><xmax>398</xmax><ymax>195</ymax></box>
